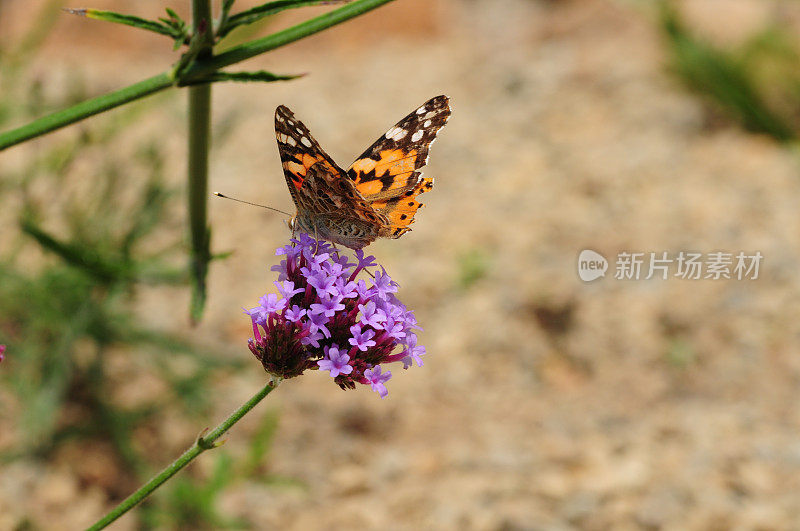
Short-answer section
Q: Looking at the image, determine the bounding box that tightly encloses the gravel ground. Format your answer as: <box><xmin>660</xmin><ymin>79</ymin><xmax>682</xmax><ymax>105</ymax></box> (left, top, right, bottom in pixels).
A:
<box><xmin>3</xmin><ymin>0</ymin><xmax>800</xmax><ymax>529</ymax></box>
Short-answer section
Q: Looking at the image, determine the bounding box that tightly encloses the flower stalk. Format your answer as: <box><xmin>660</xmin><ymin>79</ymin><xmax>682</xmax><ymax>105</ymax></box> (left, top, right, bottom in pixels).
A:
<box><xmin>86</xmin><ymin>378</ymin><xmax>280</xmax><ymax>530</ymax></box>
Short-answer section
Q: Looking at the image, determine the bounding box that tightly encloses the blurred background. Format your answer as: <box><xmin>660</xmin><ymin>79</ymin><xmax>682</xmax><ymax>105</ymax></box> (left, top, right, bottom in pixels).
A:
<box><xmin>2</xmin><ymin>0</ymin><xmax>800</xmax><ymax>528</ymax></box>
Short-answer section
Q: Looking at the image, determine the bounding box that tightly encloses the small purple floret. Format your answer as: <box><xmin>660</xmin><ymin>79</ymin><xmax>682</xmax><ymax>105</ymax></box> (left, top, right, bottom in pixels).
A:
<box><xmin>359</xmin><ymin>301</ymin><xmax>387</xmax><ymax>330</ymax></box>
<box><xmin>348</xmin><ymin>324</ymin><xmax>376</xmax><ymax>351</ymax></box>
<box><xmin>275</xmin><ymin>280</ymin><xmax>303</xmax><ymax>299</ymax></box>
<box><xmin>284</xmin><ymin>305</ymin><xmax>306</xmax><ymax>322</ymax></box>
<box><xmin>372</xmin><ymin>268</ymin><xmax>398</xmax><ymax>298</ymax></box>
<box><xmin>310</xmin><ymin>296</ymin><xmax>345</xmax><ymax>318</ymax></box>
<box><xmin>306</xmin><ymin>270</ymin><xmax>338</xmax><ymax>299</ymax></box>
<box><xmin>364</xmin><ymin>366</ymin><xmax>391</xmax><ymax>399</ymax></box>
<box><xmin>402</xmin><ymin>334</ymin><xmax>425</xmax><ymax>368</ymax></box>
<box><xmin>318</xmin><ymin>345</ymin><xmax>353</xmax><ymax>378</ymax></box>
<box><xmin>245</xmin><ymin>293</ymin><xmax>285</xmax><ymax>325</ymax></box>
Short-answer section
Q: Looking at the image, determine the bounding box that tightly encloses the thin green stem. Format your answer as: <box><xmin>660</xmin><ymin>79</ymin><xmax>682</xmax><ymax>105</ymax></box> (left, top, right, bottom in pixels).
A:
<box><xmin>187</xmin><ymin>0</ymin><xmax>215</xmax><ymax>322</ymax></box>
<box><xmin>0</xmin><ymin>0</ymin><xmax>395</xmax><ymax>151</ymax></box>
<box><xmin>191</xmin><ymin>0</ymin><xmax>214</xmax><ymax>49</ymax></box>
<box><xmin>187</xmin><ymin>84</ymin><xmax>212</xmax><ymax>322</ymax></box>
<box><xmin>86</xmin><ymin>379</ymin><xmax>280</xmax><ymax>531</ymax></box>
<box><xmin>0</xmin><ymin>73</ymin><xmax>174</xmax><ymax>150</ymax></box>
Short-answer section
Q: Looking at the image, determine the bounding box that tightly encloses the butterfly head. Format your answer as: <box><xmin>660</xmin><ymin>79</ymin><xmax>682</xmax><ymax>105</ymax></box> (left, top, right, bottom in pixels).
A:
<box><xmin>286</xmin><ymin>214</ymin><xmax>315</xmax><ymax>241</ymax></box>
<box><xmin>286</xmin><ymin>215</ymin><xmax>300</xmax><ymax>235</ymax></box>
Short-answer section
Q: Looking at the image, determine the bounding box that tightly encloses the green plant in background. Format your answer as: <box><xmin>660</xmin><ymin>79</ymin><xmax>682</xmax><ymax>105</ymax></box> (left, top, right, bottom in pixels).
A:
<box><xmin>0</xmin><ymin>115</ymin><xmax>240</xmax><ymax>468</ymax></box>
<box><xmin>659</xmin><ymin>1</ymin><xmax>800</xmax><ymax>142</ymax></box>
<box><xmin>0</xmin><ymin>2</ymin><xmax>189</xmax><ymax>466</ymax></box>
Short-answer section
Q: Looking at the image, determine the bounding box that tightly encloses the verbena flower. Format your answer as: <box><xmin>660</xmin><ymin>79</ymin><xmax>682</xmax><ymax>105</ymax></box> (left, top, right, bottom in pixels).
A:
<box><xmin>247</xmin><ymin>234</ymin><xmax>425</xmax><ymax>398</ymax></box>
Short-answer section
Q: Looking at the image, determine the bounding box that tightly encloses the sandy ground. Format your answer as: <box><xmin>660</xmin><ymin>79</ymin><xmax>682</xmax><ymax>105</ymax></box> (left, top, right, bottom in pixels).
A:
<box><xmin>3</xmin><ymin>0</ymin><xmax>800</xmax><ymax>529</ymax></box>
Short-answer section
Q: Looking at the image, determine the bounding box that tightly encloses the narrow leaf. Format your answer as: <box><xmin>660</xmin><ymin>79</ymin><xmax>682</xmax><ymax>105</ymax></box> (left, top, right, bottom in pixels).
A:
<box><xmin>211</xmin><ymin>250</ymin><xmax>235</xmax><ymax>261</ymax></box>
<box><xmin>218</xmin><ymin>0</ymin><xmax>348</xmax><ymax>39</ymax></box>
<box><xmin>222</xmin><ymin>0</ymin><xmax>237</xmax><ymax>16</ymax></box>
<box><xmin>64</xmin><ymin>8</ymin><xmax>181</xmax><ymax>39</ymax></box>
<box><xmin>159</xmin><ymin>14</ymin><xmax>188</xmax><ymax>37</ymax></box>
<box><xmin>165</xmin><ymin>8</ymin><xmax>184</xmax><ymax>22</ymax></box>
<box><xmin>180</xmin><ymin>70</ymin><xmax>304</xmax><ymax>85</ymax></box>
<box><xmin>20</xmin><ymin>218</ymin><xmax>119</xmax><ymax>283</ymax></box>
<box><xmin>218</xmin><ymin>0</ymin><xmax>237</xmax><ymax>38</ymax></box>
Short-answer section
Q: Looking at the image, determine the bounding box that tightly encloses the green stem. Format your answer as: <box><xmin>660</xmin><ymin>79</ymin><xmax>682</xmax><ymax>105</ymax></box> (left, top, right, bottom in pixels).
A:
<box><xmin>0</xmin><ymin>73</ymin><xmax>174</xmax><ymax>150</ymax></box>
<box><xmin>187</xmin><ymin>85</ymin><xmax>212</xmax><ymax>322</ymax></box>
<box><xmin>191</xmin><ymin>0</ymin><xmax>214</xmax><ymax>49</ymax></box>
<box><xmin>187</xmin><ymin>0</ymin><xmax>215</xmax><ymax>322</ymax></box>
<box><xmin>0</xmin><ymin>0</ymin><xmax>395</xmax><ymax>151</ymax></box>
<box><xmin>86</xmin><ymin>379</ymin><xmax>280</xmax><ymax>531</ymax></box>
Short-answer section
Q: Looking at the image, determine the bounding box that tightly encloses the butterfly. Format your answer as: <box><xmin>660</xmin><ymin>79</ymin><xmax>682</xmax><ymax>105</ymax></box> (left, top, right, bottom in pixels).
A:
<box><xmin>274</xmin><ymin>95</ymin><xmax>450</xmax><ymax>250</ymax></box>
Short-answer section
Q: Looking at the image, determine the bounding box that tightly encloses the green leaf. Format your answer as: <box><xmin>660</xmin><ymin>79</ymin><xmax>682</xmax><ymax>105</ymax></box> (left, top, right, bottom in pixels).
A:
<box><xmin>218</xmin><ymin>0</ymin><xmax>348</xmax><ymax>39</ymax></box>
<box><xmin>20</xmin><ymin>217</ymin><xmax>120</xmax><ymax>283</ymax></box>
<box><xmin>165</xmin><ymin>8</ymin><xmax>184</xmax><ymax>22</ymax></box>
<box><xmin>211</xmin><ymin>250</ymin><xmax>235</xmax><ymax>261</ymax></box>
<box><xmin>159</xmin><ymin>9</ymin><xmax>190</xmax><ymax>46</ymax></box>
<box><xmin>217</xmin><ymin>0</ymin><xmax>238</xmax><ymax>41</ymax></box>
<box><xmin>241</xmin><ymin>410</ymin><xmax>280</xmax><ymax>476</ymax></box>
<box><xmin>659</xmin><ymin>1</ymin><xmax>795</xmax><ymax>142</ymax></box>
<box><xmin>64</xmin><ymin>8</ymin><xmax>183</xmax><ymax>40</ymax></box>
<box><xmin>220</xmin><ymin>0</ymin><xmax>237</xmax><ymax>22</ymax></box>
<box><xmin>180</xmin><ymin>69</ymin><xmax>304</xmax><ymax>85</ymax></box>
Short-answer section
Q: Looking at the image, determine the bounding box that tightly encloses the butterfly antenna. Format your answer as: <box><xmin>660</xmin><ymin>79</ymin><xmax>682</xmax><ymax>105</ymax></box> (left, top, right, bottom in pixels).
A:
<box><xmin>213</xmin><ymin>192</ymin><xmax>292</xmax><ymax>217</ymax></box>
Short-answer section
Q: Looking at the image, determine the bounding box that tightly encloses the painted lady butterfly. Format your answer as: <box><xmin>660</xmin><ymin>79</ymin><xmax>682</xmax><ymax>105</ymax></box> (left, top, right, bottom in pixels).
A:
<box><xmin>275</xmin><ymin>95</ymin><xmax>450</xmax><ymax>250</ymax></box>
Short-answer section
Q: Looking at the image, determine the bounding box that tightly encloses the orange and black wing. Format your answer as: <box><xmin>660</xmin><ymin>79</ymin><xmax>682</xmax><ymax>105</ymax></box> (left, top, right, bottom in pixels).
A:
<box><xmin>346</xmin><ymin>95</ymin><xmax>450</xmax><ymax>238</ymax></box>
<box><xmin>275</xmin><ymin>105</ymin><xmax>380</xmax><ymax>224</ymax></box>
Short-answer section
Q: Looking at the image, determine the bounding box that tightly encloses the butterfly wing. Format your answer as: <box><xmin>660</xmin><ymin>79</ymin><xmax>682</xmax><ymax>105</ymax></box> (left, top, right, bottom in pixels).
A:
<box><xmin>347</xmin><ymin>95</ymin><xmax>450</xmax><ymax>238</ymax></box>
<box><xmin>275</xmin><ymin>105</ymin><xmax>387</xmax><ymax>246</ymax></box>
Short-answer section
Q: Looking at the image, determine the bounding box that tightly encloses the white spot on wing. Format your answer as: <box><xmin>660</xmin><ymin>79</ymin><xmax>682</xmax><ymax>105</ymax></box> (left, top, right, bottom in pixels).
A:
<box><xmin>416</xmin><ymin>106</ymin><xmax>427</xmax><ymax>115</ymax></box>
<box><xmin>285</xmin><ymin>135</ymin><xmax>297</xmax><ymax>147</ymax></box>
<box><xmin>411</xmin><ymin>130</ymin><xmax>424</xmax><ymax>142</ymax></box>
<box><xmin>300</xmin><ymin>136</ymin><xmax>312</xmax><ymax>147</ymax></box>
<box><xmin>423</xmin><ymin>119</ymin><xmax>432</xmax><ymax>128</ymax></box>
<box><xmin>392</xmin><ymin>128</ymin><xmax>408</xmax><ymax>141</ymax></box>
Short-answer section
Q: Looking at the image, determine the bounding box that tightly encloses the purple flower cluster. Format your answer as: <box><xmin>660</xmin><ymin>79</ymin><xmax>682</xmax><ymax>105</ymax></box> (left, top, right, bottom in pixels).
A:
<box><xmin>246</xmin><ymin>234</ymin><xmax>425</xmax><ymax>398</ymax></box>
